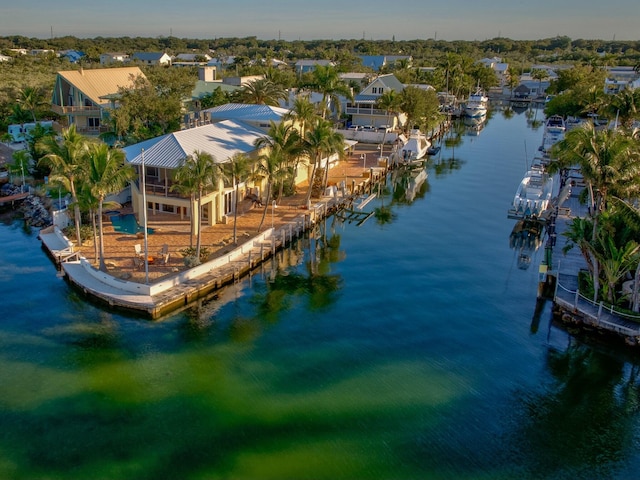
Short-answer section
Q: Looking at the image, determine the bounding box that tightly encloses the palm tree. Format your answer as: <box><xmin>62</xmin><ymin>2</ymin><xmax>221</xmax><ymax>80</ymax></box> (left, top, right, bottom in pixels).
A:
<box><xmin>530</xmin><ymin>69</ymin><xmax>549</xmax><ymax>98</ymax></box>
<box><xmin>284</xmin><ymin>95</ymin><xmax>318</xmax><ymax>139</ymax></box>
<box><xmin>551</xmin><ymin>123</ymin><xmax>640</xmax><ymax>301</ymax></box>
<box><xmin>376</xmin><ymin>90</ymin><xmax>402</xmax><ymax>151</ymax></box>
<box><xmin>238</xmin><ymin>78</ymin><xmax>287</xmax><ymax>106</ymax></box>
<box><xmin>85</xmin><ymin>143</ymin><xmax>136</xmax><ymax>272</ymax></box>
<box><xmin>254</xmin><ymin>121</ymin><xmax>303</xmax><ymax>201</ymax></box>
<box><xmin>304</xmin><ymin>65</ymin><xmax>353</xmax><ymax>119</ymax></box>
<box><xmin>17</xmin><ymin>86</ymin><xmax>47</xmax><ymax>122</ymax></box>
<box><xmin>593</xmin><ymin>234</ymin><xmax>640</xmax><ymax>304</ymax></box>
<box><xmin>172</xmin><ymin>151</ymin><xmax>221</xmax><ymax>263</ymax></box>
<box><xmin>607</xmin><ymin>89</ymin><xmax>640</xmax><ymax>129</ymax></box>
<box><xmin>39</xmin><ymin>125</ymin><xmax>89</xmax><ymax>246</ymax></box>
<box><xmin>254</xmin><ymin>146</ymin><xmax>287</xmax><ymax>232</ymax></box>
<box><xmin>552</xmin><ymin>123</ymin><xmax>640</xmax><ymax>215</ymax></box>
<box><xmin>301</xmin><ymin>118</ymin><xmax>336</xmax><ymax>206</ymax></box>
<box><xmin>225</xmin><ymin>153</ymin><xmax>253</xmax><ymax>245</ymax></box>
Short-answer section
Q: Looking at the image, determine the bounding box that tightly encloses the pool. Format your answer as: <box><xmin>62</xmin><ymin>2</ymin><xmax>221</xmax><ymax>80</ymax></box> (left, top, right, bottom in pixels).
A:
<box><xmin>109</xmin><ymin>213</ymin><xmax>154</xmax><ymax>235</ymax></box>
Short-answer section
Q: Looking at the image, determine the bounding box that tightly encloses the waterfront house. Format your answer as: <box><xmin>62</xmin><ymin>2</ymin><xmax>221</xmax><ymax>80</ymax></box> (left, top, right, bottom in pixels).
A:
<box><xmin>201</xmin><ymin>103</ymin><xmax>289</xmax><ymax>131</ymax></box>
<box><xmin>132</xmin><ymin>52</ymin><xmax>172</xmax><ymax>66</ymax></box>
<box><xmin>345</xmin><ymin>74</ymin><xmax>406</xmax><ymax>129</ymax></box>
<box><xmin>124</xmin><ymin>120</ymin><xmax>269</xmax><ymax>232</ymax></box>
<box><xmin>51</xmin><ymin>66</ymin><xmax>145</xmax><ymax>135</ymax></box>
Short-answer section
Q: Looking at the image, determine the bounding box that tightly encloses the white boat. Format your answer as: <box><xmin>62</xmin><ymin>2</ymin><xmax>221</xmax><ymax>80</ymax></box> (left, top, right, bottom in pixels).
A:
<box><xmin>539</xmin><ymin>115</ymin><xmax>566</xmax><ymax>154</ymax></box>
<box><xmin>508</xmin><ymin>164</ymin><xmax>554</xmax><ymax>219</ymax></box>
<box><xmin>400</xmin><ymin>129</ymin><xmax>431</xmax><ymax>162</ymax></box>
<box><xmin>464</xmin><ymin>89</ymin><xmax>488</xmax><ymax>118</ymax></box>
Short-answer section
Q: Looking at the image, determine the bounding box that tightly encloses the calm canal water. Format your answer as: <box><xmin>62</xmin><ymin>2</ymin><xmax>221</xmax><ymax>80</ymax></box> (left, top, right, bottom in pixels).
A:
<box><xmin>2</xmin><ymin>107</ymin><xmax>640</xmax><ymax>480</ymax></box>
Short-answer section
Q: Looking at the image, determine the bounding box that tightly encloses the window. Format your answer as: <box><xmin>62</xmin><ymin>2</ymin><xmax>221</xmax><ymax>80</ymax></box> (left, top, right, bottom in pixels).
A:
<box><xmin>88</xmin><ymin>117</ymin><xmax>100</xmax><ymax>128</ymax></box>
<box><xmin>224</xmin><ymin>191</ymin><xmax>234</xmax><ymax>215</ymax></box>
<box><xmin>146</xmin><ymin>167</ymin><xmax>159</xmax><ymax>179</ymax></box>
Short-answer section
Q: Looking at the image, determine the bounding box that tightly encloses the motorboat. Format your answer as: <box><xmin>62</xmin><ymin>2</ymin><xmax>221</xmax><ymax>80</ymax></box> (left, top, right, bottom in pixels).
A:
<box><xmin>464</xmin><ymin>88</ymin><xmax>488</xmax><ymax>118</ymax></box>
<box><xmin>539</xmin><ymin>115</ymin><xmax>566</xmax><ymax>155</ymax></box>
<box><xmin>544</xmin><ymin>115</ymin><xmax>566</xmax><ymax>135</ymax></box>
<box><xmin>508</xmin><ymin>164</ymin><xmax>554</xmax><ymax>219</ymax></box>
<box><xmin>400</xmin><ymin>129</ymin><xmax>431</xmax><ymax>163</ymax></box>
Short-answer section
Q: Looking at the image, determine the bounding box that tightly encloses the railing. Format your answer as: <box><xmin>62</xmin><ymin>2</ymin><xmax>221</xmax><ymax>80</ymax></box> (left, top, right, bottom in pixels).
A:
<box><xmin>554</xmin><ymin>280</ymin><xmax>640</xmax><ymax>336</ymax></box>
<box><xmin>345</xmin><ymin>106</ymin><xmax>387</xmax><ymax>116</ymax></box>
<box><xmin>50</xmin><ymin>104</ymin><xmax>102</xmax><ymax>115</ymax></box>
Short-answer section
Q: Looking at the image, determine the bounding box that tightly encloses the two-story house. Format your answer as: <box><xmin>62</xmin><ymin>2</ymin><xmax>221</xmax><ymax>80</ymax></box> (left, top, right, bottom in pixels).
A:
<box><xmin>123</xmin><ymin>119</ymin><xmax>270</xmax><ymax>230</ymax></box>
<box><xmin>51</xmin><ymin>66</ymin><xmax>145</xmax><ymax>135</ymax></box>
<box><xmin>345</xmin><ymin>74</ymin><xmax>406</xmax><ymax>129</ymax></box>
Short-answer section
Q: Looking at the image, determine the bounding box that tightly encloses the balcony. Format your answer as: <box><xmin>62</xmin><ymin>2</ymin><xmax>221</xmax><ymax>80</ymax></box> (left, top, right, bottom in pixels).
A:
<box><xmin>345</xmin><ymin>106</ymin><xmax>387</xmax><ymax>116</ymax></box>
<box><xmin>50</xmin><ymin>104</ymin><xmax>102</xmax><ymax>116</ymax></box>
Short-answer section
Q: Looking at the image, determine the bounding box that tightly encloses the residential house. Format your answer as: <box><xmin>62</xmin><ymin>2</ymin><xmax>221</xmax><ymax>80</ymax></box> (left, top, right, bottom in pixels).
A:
<box><xmin>59</xmin><ymin>50</ymin><xmax>85</xmax><ymax>63</ymax></box>
<box><xmin>200</xmin><ymin>103</ymin><xmax>289</xmax><ymax>131</ymax></box>
<box><xmin>30</xmin><ymin>49</ymin><xmax>54</xmax><ymax>56</ymax></box>
<box><xmin>175</xmin><ymin>53</ymin><xmax>212</xmax><ymax>64</ymax></box>
<box><xmin>339</xmin><ymin>72</ymin><xmax>372</xmax><ymax>92</ymax></box>
<box><xmin>51</xmin><ymin>66</ymin><xmax>145</xmax><ymax>135</ymax></box>
<box><xmin>345</xmin><ymin>74</ymin><xmax>406</xmax><ymax>129</ymax></box>
<box><xmin>0</xmin><ymin>54</ymin><xmax>11</xmax><ymax>62</ymax></box>
<box><xmin>358</xmin><ymin>55</ymin><xmax>412</xmax><ymax>72</ymax></box>
<box><xmin>132</xmin><ymin>52</ymin><xmax>172</xmax><ymax>66</ymax></box>
<box><xmin>479</xmin><ymin>57</ymin><xmax>510</xmax><ymax>87</ymax></box>
<box><xmin>294</xmin><ymin>59</ymin><xmax>335</xmax><ymax>75</ymax></box>
<box><xmin>100</xmin><ymin>52</ymin><xmax>130</xmax><ymax>65</ymax></box>
<box><xmin>190</xmin><ymin>67</ymin><xmax>239</xmax><ymax>111</ymax></box>
<box><xmin>124</xmin><ymin>120</ymin><xmax>268</xmax><ymax>229</ymax></box>
<box><xmin>604</xmin><ymin>66</ymin><xmax>640</xmax><ymax>94</ymax></box>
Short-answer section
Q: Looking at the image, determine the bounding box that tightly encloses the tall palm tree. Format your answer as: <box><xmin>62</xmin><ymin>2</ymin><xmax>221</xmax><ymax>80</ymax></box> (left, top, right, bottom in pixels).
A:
<box><xmin>376</xmin><ymin>90</ymin><xmax>402</xmax><ymax>150</ymax></box>
<box><xmin>39</xmin><ymin>125</ymin><xmax>89</xmax><ymax>246</ymax></box>
<box><xmin>85</xmin><ymin>143</ymin><xmax>136</xmax><ymax>272</ymax></box>
<box><xmin>254</xmin><ymin>146</ymin><xmax>287</xmax><ymax>232</ymax></box>
<box><xmin>607</xmin><ymin>89</ymin><xmax>640</xmax><ymax>129</ymax></box>
<box><xmin>284</xmin><ymin>95</ymin><xmax>318</xmax><ymax>139</ymax></box>
<box><xmin>225</xmin><ymin>153</ymin><xmax>253</xmax><ymax>245</ymax></box>
<box><xmin>255</xmin><ymin>121</ymin><xmax>303</xmax><ymax>198</ymax></box>
<box><xmin>304</xmin><ymin>65</ymin><xmax>353</xmax><ymax>119</ymax></box>
<box><xmin>238</xmin><ymin>78</ymin><xmax>287</xmax><ymax>106</ymax></box>
<box><xmin>172</xmin><ymin>151</ymin><xmax>221</xmax><ymax>263</ymax></box>
<box><xmin>301</xmin><ymin>118</ymin><xmax>336</xmax><ymax>206</ymax></box>
<box><xmin>17</xmin><ymin>86</ymin><xmax>47</xmax><ymax>122</ymax></box>
<box><xmin>552</xmin><ymin>123</ymin><xmax>640</xmax><ymax>301</ymax></box>
<box><xmin>551</xmin><ymin>122</ymin><xmax>639</xmax><ymax>216</ymax></box>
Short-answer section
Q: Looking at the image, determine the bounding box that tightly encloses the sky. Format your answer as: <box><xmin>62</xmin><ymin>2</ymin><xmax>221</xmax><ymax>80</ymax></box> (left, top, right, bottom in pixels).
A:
<box><xmin>2</xmin><ymin>0</ymin><xmax>639</xmax><ymax>42</ymax></box>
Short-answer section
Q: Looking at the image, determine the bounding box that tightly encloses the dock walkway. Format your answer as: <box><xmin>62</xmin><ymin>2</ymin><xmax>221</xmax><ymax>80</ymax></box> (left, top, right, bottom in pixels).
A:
<box><xmin>549</xmin><ymin>183</ymin><xmax>640</xmax><ymax>345</ymax></box>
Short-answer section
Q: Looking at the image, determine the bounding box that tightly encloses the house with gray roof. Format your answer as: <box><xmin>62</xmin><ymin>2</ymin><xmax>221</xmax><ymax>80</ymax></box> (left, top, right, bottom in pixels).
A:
<box><xmin>132</xmin><ymin>52</ymin><xmax>172</xmax><ymax>66</ymax></box>
<box><xmin>201</xmin><ymin>103</ymin><xmax>290</xmax><ymax>131</ymax></box>
<box><xmin>124</xmin><ymin>119</ymin><xmax>268</xmax><ymax>227</ymax></box>
<box><xmin>345</xmin><ymin>74</ymin><xmax>406</xmax><ymax>129</ymax></box>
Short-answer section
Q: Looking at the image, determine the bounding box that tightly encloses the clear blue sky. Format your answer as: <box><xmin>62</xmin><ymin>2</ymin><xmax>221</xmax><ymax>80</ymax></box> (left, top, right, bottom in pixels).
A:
<box><xmin>2</xmin><ymin>0</ymin><xmax>638</xmax><ymax>42</ymax></box>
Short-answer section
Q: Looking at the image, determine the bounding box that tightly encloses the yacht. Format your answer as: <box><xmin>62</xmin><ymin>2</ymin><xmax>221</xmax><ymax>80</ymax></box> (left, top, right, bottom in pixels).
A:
<box><xmin>400</xmin><ymin>129</ymin><xmax>431</xmax><ymax>163</ymax></box>
<box><xmin>464</xmin><ymin>88</ymin><xmax>488</xmax><ymax>118</ymax></box>
<box><xmin>508</xmin><ymin>163</ymin><xmax>554</xmax><ymax>219</ymax></box>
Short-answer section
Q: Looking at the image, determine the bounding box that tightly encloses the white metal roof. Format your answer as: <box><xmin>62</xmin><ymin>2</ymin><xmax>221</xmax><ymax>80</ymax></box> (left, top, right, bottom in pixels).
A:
<box><xmin>202</xmin><ymin>103</ymin><xmax>290</xmax><ymax>123</ymax></box>
<box><xmin>125</xmin><ymin>120</ymin><xmax>265</xmax><ymax>169</ymax></box>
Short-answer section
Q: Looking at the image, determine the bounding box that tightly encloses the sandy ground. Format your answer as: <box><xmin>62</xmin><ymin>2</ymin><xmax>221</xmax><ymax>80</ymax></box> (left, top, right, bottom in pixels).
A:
<box><xmin>72</xmin><ymin>144</ymin><xmax>389</xmax><ymax>283</ymax></box>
